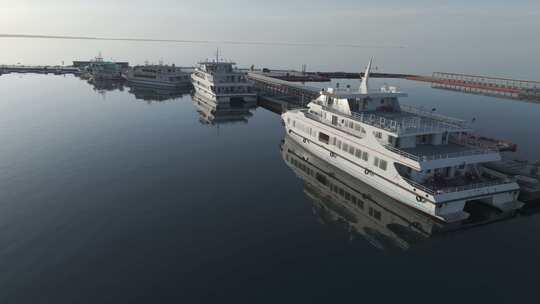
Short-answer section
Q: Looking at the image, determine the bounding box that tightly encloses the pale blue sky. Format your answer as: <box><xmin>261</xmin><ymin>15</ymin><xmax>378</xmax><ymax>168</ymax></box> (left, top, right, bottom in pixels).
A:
<box><xmin>1</xmin><ymin>1</ymin><xmax>539</xmax><ymax>77</ymax></box>
<box><xmin>2</xmin><ymin>0</ymin><xmax>539</xmax><ymax>42</ymax></box>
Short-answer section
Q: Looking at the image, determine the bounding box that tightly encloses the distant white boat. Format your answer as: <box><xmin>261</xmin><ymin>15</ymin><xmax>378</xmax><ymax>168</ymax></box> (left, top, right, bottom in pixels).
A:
<box><xmin>191</xmin><ymin>51</ymin><xmax>256</xmax><ymax>108</ymax></box>
<box><xmin>125</xmin><ymin>64</ymin><xmax>191</xmax><ymax>88</ymax></box>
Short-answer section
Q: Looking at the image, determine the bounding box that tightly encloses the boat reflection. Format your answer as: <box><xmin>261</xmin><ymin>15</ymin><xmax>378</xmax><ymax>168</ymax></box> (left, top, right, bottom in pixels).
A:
<box><xmin>87</xmin><ymin>78</ymin><xmax>125</xmax><ymax>95</ymax></box>
<box><xmin>281</xmin><ymin>135</ymin><xmax>529</xmax><ymax>251</ymax></box>
<box><xmin>192</xmin><ymin>92</ymin><xmax>254</xmax><ymax>126</ymax></box>
<box><xmin>127</xmin><ymin>83</ymin><xmax>192</xmax><ymax>103</ymax></box>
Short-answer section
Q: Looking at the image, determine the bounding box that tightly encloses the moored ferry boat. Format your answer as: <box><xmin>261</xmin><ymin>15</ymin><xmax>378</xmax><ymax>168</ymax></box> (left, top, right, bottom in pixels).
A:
<box><xmin>86</xmin><ymin>55</ymin><xmax>123</xmax><ymax>81</ymax></box>
<box><xmin>282</xmin><ymin>59</ymin><xmax>522</xmax><ymax>222</ymax></box>
<box><xmin>191</xmin><ymin>52</ymin><xmax>256</xmax><ymax>108</ymax></box>
<box><xmin>125</xmin><ymin>64</ymin><xmax>192</xmax><ymax>88</ymax></box>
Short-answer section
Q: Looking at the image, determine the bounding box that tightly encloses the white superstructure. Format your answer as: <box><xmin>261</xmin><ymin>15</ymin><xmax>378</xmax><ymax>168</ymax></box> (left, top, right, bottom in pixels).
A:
<box><xmin>191</xmin><ymin>52</ymin><xmax>256</xmax><ymax>108</ymax></box>
<box><xmin>125</xmin><ymin>64</ymin><xmax>191</xmax><ymax>88</ymax></box>
<box><xmin>282</xmin><ymin>59</ymin><xmax>521</xmax><ymax>222</ymax></box>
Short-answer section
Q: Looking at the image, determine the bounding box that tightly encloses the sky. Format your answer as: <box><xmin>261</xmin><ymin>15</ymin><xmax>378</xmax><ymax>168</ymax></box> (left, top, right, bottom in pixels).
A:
<box><xmin>1</xmin><ymin>0</ymin><xmax>539</xmax><ymax>77</ymax></box>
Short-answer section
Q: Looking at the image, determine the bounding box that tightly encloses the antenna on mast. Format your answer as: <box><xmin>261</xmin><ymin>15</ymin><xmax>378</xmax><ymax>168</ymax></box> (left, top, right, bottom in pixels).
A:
<box><xmin>360</xmin><ymin>57</ymin><xmax>373</xmax><ymax>94</ymax></box>
<box><xmin>216</xmin><ymin>48</ymin><xmax>220</xmax><ymax>62</ymax></box>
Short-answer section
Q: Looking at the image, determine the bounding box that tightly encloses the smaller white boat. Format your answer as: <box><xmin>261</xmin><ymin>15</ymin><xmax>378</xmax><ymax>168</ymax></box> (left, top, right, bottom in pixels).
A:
<box><xmin>125</xmin><ymin>64</ymin><xmax>192</xmax><ymax>88</ymax></box>
<box><xmin>191</xmin><ymin>51</ymin><xmax>257</xmax><ymax>108</ymax></box>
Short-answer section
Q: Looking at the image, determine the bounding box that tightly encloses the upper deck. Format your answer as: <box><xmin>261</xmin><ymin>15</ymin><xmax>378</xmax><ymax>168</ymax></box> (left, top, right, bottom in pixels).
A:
<box><xmin>197</xmin><ymin>60</ymin><xmax>238</xmax><ymax>75</ymax></box>
<box><xmin>313</xmin><ymin>99</ymin><xmax>470</xmax><ymax>136</ymax></box>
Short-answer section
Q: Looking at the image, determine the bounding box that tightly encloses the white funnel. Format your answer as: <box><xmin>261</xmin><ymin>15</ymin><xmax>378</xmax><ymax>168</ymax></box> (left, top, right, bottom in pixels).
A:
<box><xmin>359</xmin><ymin>57</ymin><xmax>373</xmax><ymax>94</ymax></box>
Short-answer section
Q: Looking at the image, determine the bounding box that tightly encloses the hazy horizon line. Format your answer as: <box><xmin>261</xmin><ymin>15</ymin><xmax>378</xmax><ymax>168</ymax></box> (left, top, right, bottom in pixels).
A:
<box><xmin>0</xmin><ymin>34</ymin><xmax>406</xmax><ymax>49</ymax></box>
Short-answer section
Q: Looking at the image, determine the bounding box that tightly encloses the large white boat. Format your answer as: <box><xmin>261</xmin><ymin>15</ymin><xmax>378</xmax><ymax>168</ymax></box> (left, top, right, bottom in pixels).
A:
<box><xmin>282</xmin><ymin>59</ymin><xmax>522</xmax><ymax>223</ymax></box>
<box><xmin>125</xmin><ymin>64</ymin><xmax>191</xmax><ymax>88</ymax></box>
<box><xmin>191</xmin><ymin>53</ymin><xmax>256</xmax><ymax>108</ymax></box>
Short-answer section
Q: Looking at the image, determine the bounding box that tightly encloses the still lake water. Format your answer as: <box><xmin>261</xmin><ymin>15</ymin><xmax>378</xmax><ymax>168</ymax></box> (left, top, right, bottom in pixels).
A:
<box><xmin>0</xmin><ymin>73</ymin><xmax>539</xmax><ymax>303</ymax></box>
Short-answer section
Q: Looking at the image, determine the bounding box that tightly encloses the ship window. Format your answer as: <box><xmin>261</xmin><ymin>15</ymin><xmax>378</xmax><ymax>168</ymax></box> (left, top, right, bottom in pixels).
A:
<box><xmin>374</xmin><ymin>157</ymin><xmax>388</xmax><ymax>170</ymax></box>
<box><xmin>348</xmin><ymin>146</ymin><xmax>354</xmax><ymax>155</ymax></box>
<box><xmin>362</xmin><ymin>152</ymin><xmax>369</xmax><ymax>161</ymax></box>
<box><xmin>342</xmin><ymin>142</ymin><xmax>349</xmax><ymax>151</ymax></box>
<box><xmin>379</xmin><ymin>160</ymin><xmax>388</xmax><ymax>171</ymax></box>
<box><xmin>318</xmin><ymin>132</ymin><xmax>330</xmax><ymax>144</ymax></box>
<box><xmin>374</xmin><ymin>210</ymin><xmax>382</xmax><ymax>220</ymax></box>
<box><xmin>374</xmin><ymin>131</ymin><xmax>382</xmax><ymax>139</ymax></box>
<box><xmin>336</xmin><ymin>140</ymin><xmax>342</xmax><ymax>149</ymax></box>
<box><xmin>355</xmin><ymin>150</ymin><xmax>362</xmax><ymax>158</ymax></box>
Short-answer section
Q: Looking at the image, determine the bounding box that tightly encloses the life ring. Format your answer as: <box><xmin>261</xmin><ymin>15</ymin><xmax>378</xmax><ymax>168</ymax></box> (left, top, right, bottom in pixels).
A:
<box><xmin>303</xmin><ymin>138</ymin><xmax>307</xmax><ymax>143</ymax></box>
<box><xmin>330</xmin><ymin>151</ymin><xmax>336</xmax><ymax>158</ymax></box>
<box><xmin>364</xmin><ymin>168</ymin><xmax>370</xmax><ymax>175</ymax></box>
<box><xmin>415</xmin><ymin>195</ymin><xmax>423</xmax><ymax>202</ymax></box>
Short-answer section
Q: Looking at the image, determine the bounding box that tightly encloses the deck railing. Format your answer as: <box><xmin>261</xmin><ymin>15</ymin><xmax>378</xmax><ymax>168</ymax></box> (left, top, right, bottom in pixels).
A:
<box><xmin>401</xmin><ymin>176</ymin><xmax>514</xmax><ymax>196</ymax></box>
<box><xmin>399</xmin><ymin>104</ymin><xmax>468</xmax><ymax>128</ymax></box>
<box><xmin>383</xmin><ymin>144</ymin><xmax>498</xmax><ymax>163</ymax></box>
<box><xmin>320</xmin><ymin>104</ymin><xmax>468</xmax><ymax>135</ymax></box>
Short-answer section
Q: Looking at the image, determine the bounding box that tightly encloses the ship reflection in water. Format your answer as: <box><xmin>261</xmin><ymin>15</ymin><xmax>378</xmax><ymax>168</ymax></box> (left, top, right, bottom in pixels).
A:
<box><xmin>85</xmin><ymin>78</ymin><xmax>192</xmax><ymax>102</ymax></box>
<box><xmin>128</xmin><ymin>83</ymin><xmax>191</xmax><ymax>103</ymax></box>
<box><xmin>192</xmin><ymin>92</ymin><xmax>254</xmax><ymax>126</ymax></box>
<box><xmin>87</xmin><ymin>78</ymin><xmax>125</xmax><ymax>94</ymax></box>
<box><xmin>281</xmin><ymin>135</ymin><xmax>535</xmax><ymax>251</ymax></box>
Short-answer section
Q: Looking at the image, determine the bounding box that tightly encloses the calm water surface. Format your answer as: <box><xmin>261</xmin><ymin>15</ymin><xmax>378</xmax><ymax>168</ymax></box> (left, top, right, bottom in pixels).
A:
<box><xmin>0</xmin><ymin>74</ymin><xmax>539</xmax><ymax>303</ymax></box>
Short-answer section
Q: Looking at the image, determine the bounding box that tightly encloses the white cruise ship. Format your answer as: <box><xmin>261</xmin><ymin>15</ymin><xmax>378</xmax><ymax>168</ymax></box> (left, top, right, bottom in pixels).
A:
<box><xmin>125</xmin><ymin>64</ymin><xmax>192</xmax><ymax>88</ymax></box>
<box><xmin>191</xmin><ymin>53</ymin><xmax>256</xmax><ymax>108</ymax></box>
<box><xmin>282</xmin><ymin>59</ymin><xmax>522</xmax><ymax>223</ymax></box>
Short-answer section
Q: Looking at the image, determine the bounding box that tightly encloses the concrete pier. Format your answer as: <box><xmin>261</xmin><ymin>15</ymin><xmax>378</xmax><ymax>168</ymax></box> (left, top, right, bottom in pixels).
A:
<box><xmin>409</xmin><ymin>73</ymin><xmax>540</xmax><ymax>103</ymax></box>
<box><xmin>0</xmin><ymin>65</ymin><xmax>81</xmax><ymax>75</ymax></box>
